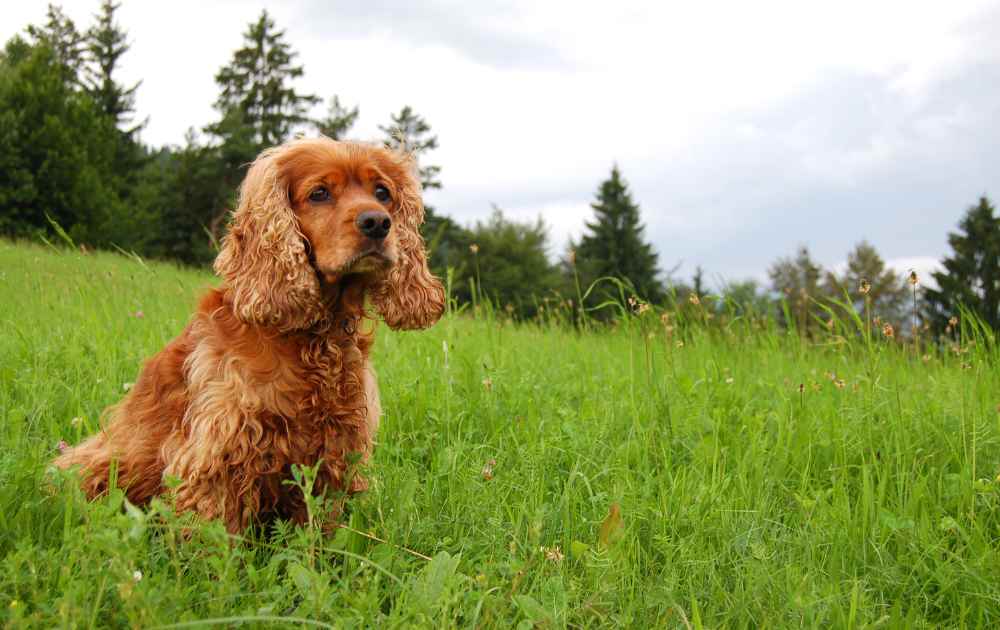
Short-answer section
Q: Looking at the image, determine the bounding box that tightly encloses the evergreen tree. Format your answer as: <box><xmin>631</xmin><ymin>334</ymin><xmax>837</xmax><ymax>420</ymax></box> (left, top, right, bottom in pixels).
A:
<box><xmin>315</xmin><ymin>95</ymin><xmax>358</xmax><ymax>140</ymax></box>
<box><xmin>85</xmin><ymin>0</ymin><xmax>142</xmax><ymax>136</ymax></box>
<box><xmin>206</xmin><ymin>10</ymin><xmax>319</xmax><ymax>155</ymax></box>
<box><xmin>575</xmin><ymin>165</ymin><xmax>663</xmax><ymax>305</ymax></box>
<box><xmin>924</xmin><ymin>196</ymin><xmax>1000</xmax><ymax>331</ymax></box>
<box><xmin>768</xmin><ymin>246</ymin><xmax>824</xmax><ymax>334</ymax></box>
<box><xmin>25</xmin><ymin>4</ymin><xmax>86</xmax><ymax>86</ymax></box>
<box><xmin>379</xmin><ymin>106</ymin><xmax>441</xmax><ymax>191</ymax></box>
<box><xmin>457</xmin><ymin>207</ymin><xmax>560</xmax><ymax>318</ymax></box>
<box><xmin>422</xmin><ymin>206</ymin><xmax>470</xmax><ymax>277</ymax></box>
<box><xmin>824</xmin><ymin>241</ymin><xmax>910</xmax><ymax>324</ymax></box>
<box><xmin>0</xmin><ymin>36</ymin><xmax>121</xmax><ymax>243</ymax></box>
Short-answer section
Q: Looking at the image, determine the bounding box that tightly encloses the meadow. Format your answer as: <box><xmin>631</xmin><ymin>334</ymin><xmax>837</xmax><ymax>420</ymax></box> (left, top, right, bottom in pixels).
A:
<box><xmin>1</xmin><ymin>239</ymin><xmax>999</xmax><ymax>628</ymax></box>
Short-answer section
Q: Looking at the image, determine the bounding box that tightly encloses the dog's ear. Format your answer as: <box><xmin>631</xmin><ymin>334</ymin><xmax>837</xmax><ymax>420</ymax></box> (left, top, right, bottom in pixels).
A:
<box><xmin>214</xmin><ymin>148</ymin><xmax>323</xmax><ymax>331</ymax></box>
<box><xmin>369</xmin><ymin>155</ymin><xmax>446</xmax><ymax>330</ymax></box>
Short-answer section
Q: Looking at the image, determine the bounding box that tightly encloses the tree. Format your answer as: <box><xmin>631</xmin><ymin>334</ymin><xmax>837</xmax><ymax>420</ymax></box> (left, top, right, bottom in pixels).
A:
<box><xmin>456</xmin><ymin>207</ymin><xmax>560</xmax><ymax>318</ymax></box>
<box><xmin>769</xmin><ymin>246</ymin><xmax>824</xmax><ymax>334</ymax></box>
<box><xmin>824</xmin><ymin>241</ymin><xmax>910</xmax><ymax>324</ymax></box>
<box><xmin>575</xmin><ymin>165</ymin><xmax>663</xmax><ymax>307</ymax></box>
<box><xmin>421</xmin><ymin>206</ymin><xmax>470</xmax><ymax>278</ymax></box>
<box><xmin>315</xmin><ymin>95</ymin><xmax>358</xmax><ymax>140</ymax></box>
<box><xmin>0</xmin><ymin>37</ymin><xmax>121</xmax><ymax>244</ymax></box>
<box><xmin>85</xmin><ymin>0</ymin><xmax>142</xmax><ymax>136</ymax></box>
<box><xmin>25</xmin><ymin>4</ymin><xmax>86</xmax><ymax>86</ymax></box>
<box><xmin>721</xmin><ymin>279</ymin><xmax>773</xmax><ymax>317</ymax></box>
<box><xmin>924</xmin><ymin>197</ymin><xmax>1000</xmax><ymax>332</ymax></box>
<box><xmin>380</xmin><ymin>106</ymin><xmax>441</xmax><ymax>191</ymax></box>
<box><xmin>206</xmin><ymin>10</ymin><xmax>319</xmax><ymax>155</ymax></box>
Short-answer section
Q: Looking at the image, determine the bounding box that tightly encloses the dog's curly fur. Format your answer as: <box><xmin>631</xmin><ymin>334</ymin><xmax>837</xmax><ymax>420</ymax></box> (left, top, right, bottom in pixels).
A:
<box><xmin>54</xmin><ymin>137</ymin><xmax>445</xmax><ymax>533</ymax></box>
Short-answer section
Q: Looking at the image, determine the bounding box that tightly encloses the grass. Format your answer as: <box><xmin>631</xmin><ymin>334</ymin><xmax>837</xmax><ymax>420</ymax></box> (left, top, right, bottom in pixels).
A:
<box><xmin>1</xmin><ymin>238</ymin><xmax>999</xmax><ymax>628</ymax></box>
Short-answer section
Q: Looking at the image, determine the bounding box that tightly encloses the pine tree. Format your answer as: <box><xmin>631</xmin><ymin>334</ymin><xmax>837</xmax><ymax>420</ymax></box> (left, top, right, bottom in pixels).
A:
<box><xmin>85</xmin><ymin>0</ymin><xmax>142</xmax><ymax>136</ymax></box>
<box><xmin>379</xmin><ymin>106</ymin><xmax>441</xmax><ymax>191</ymax></box>
<box><xmin>924</xmin><ymin>196</ymin><xmax>1000</xmax><ymax>331</ymax></box>
<box><xmin>769</xmin><ymin>246</ymin><xmax>824</xmax><ymax>334</ymax></box>
<box><xmin>576</xmin><ymin>165</ymin><xmax>663</xmax><ymax>305</ymax></box>
<box><xmin>315</xmin><ymin>95</ymin><xmax>358</xmax><ymax>140</ymax></box>
<box><xmin>207</xmin><ymin>10</ymin><xmax>319</xmax><ymax>153</ymax></box>
<box><xmin>824</xmin><ymin>241</ymin><xmax>909</xmax><ymax>324</ymax></box>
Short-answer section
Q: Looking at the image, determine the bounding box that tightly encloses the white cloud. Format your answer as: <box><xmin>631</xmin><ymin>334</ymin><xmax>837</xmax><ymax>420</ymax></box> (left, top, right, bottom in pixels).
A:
<box><xmin>2</xmin><ymin>0</ymin><xmax>996</xmax><ymax>282</ymax></box>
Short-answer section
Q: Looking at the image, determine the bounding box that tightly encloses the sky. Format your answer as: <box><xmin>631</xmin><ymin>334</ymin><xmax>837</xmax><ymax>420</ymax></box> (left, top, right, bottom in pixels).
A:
<box><xmin>5</xmin><ymin>0</ymin><xmax>1000</xmax><ymax>289</ymax></box>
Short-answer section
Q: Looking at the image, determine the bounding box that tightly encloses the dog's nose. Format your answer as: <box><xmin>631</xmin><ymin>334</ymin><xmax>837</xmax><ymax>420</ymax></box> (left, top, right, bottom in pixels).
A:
<box><xmin>356</xmin><ymin>210</ymin><xmax>391</xmax><ymax>240</ymax></box>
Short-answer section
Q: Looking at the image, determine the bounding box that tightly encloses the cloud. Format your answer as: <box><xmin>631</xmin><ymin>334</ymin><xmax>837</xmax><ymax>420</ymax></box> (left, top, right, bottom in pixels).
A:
<box><xmin>292</xmin><ymin>0</ymin><xmax>572</xmax><ymax>70</ymax></box>
<box><xmin>1</xmin><ymin>0</ymin><xmax>996</xmax><ymax>286</ymax></box>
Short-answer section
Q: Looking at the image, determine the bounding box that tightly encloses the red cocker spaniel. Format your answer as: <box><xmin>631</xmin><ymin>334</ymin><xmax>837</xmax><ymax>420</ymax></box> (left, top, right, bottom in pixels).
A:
<box><xmin>54</xmin><ymin>137</ymin><xmax>445</xmax><ymax>533</ymax></box>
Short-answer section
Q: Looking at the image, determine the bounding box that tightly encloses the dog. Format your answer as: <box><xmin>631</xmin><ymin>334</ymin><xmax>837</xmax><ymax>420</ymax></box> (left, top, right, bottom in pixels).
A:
<box><xmin>54</xmin><ymin>137</ymin><xmax>445</xmax><ymax>533</ymax></box>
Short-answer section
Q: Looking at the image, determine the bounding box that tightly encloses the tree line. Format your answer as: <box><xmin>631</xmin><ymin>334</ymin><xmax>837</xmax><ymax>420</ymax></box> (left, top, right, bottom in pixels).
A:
<box><xmin>1</xmin><ymin>3</ymin><xmax>997</xmax><ymax>333</ymax></box>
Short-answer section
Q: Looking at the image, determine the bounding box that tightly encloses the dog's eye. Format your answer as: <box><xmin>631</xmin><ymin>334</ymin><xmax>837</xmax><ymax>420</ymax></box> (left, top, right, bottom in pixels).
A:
<box><xmin>374</xmin><ymin>184</ymin><xmax>392</xmax><ymax>204</ymax></box>
<box><xmin>308</xmin><ymin>187</ymin><xmax>330</xmax><ymax>203</ymax></box>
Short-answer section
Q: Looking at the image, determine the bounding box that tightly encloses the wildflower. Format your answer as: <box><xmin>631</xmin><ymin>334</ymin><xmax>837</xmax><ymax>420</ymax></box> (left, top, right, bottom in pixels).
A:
<box><xmin>542</xmin><ymin>546</ymin><xmax>564</xmax><ymax>563</ymax></box>
<box><xmin>688</xmin><ymin>293</ymin><xmax>701</xmax><ymax>306</ymax></box>
<box><xmin>133</xmin><ymin>570</ymin><xmax>143</xmax><ymax>582</ymax></box>
<box><xmin>482</xmin><ymin>377</ymin><xmax>493</xmax><ymax>392</ymax></box>
<box><xmin>660</xmin><ymin>312</ymin><xmax>670</xmax><ymax>325</ymax></box>
<box><xmin>859</xmin><ymin>280</ymin><xmax>871</xmax><ymax>295</ymax></box>
<box><xmin>882</xmin><ymin>323</ymin><xmax>894</xmax><ymax>339</ymax></box>
<box><xmin>908</xmin><ymin>270</ymin><xmax>919</xmax><ymax>286</ymax></box>
<box><xmin>637</xmin><ymin>302</ymin><xmax>650</xmax><ymax>315</ymax></box>
<box><xmin>70</xmin><ymin>416</ymin><xmax>83</xmax><ymax>427</ymax></box>
<box><xmin>675</xmin><ymin>340</ymin><xmax>684</xmax><ymax>348</ymax></box>
<box><xmin>469</xmin><ymin>243</ymin><xmax>479</xmax><ymax>254</ymax></box>
<box><xmin>123</xmin><ymin>382</ymin><xmax>133</xmax><ymax>392</ymax></box>
<box><xmin>921</xmin><ymin>354</ymin><xmax>931</xmax><ymax>364</ymax></box>
<box><xmin>133</xmin><ymin>310</ymin><xmax>144</xmax><ymax>319</ymax></box>
<box><xmin>725</xmin><ymin>377</ymin><xmax>734</xmax><ymax>385</ymax></box>
<box><xmin>481</xmin><ymin>459</ymin><xmax>496</xmax><ymax>481</ymax></box>
<box><xmin>834</xmin><ymin>379</ymin><xmax>846</xmax><ymax>390</ymax></box>
<box><xmin>57</xmin><ymin>440</ymin><xmax>68</xmax><ymax>453</ymax></box>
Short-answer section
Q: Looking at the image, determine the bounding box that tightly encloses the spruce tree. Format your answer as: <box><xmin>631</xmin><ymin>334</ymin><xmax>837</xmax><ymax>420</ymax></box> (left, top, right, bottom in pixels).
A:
<box><xmin>25</xmin><ymin>5</ymin><xmax>86</xmax><ymax>86</ymax></box>
<box><xmin>207</xmin><ymin>10</ymin><xmax>319</xmax><ymax>153</ymax></box>
<box><xmin>576</xmin><ymin>165</ymin><xmax>663</xmax><ymax>304</ymax></box>
<box><xmin>85</xmin><ymin>0</ymin><xmax>142</xmax><ymax>136</ymax></box>
<box><xmin>315</xmin><ymin>95</ymin><xmax>358</xmax><ymax>140</ymax></box>
<box><xmin>379</xmin><ymin>106</ymin><xmax>441</xmax><ymax>191</ymax></box>
<box><xmin>924</xmin><ymin>196</ymin><xmax>1000</xmax><ymax>331</ymax></box>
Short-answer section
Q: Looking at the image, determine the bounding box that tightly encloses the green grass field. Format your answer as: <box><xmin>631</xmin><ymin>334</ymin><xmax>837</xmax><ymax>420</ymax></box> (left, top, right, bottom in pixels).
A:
<box><xmin>1</xmin><ymin>239</ymin><xmax>999</xmax><ymax>628</ymax></box>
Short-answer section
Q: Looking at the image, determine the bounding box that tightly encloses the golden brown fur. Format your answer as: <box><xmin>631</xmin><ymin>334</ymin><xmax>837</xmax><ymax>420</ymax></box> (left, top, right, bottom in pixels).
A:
<box><xmin>54</xmin><ymin>138</ymin><xmax>445</xmax><ymax>533</ymax></box>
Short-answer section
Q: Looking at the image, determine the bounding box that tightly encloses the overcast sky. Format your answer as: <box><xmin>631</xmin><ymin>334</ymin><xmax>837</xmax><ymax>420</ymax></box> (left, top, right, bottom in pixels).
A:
<box><xmin>6</xmin><ymin>1</ymin><xmax>1000</xmax><ymax>288</ymax></box>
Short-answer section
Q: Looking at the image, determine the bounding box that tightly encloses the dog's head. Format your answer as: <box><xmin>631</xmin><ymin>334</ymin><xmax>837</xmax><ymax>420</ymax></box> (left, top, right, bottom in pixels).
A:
<box><xmin>214</xmin><ymin>137</ymin><xmax>445</xmax><ymax>331</ymax></box>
